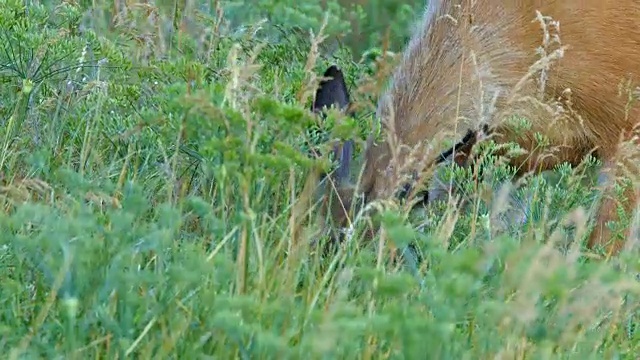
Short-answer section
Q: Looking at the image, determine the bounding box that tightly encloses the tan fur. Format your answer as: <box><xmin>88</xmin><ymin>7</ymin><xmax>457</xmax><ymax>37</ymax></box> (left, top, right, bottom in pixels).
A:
<box><xmin>322</xmin><ymin>0</ymin><xmax>640</xmax><ymax>257</ymax></box>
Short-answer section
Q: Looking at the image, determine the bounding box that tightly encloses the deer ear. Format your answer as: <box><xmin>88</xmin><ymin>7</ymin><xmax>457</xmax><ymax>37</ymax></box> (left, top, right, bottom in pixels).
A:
<box><xmin>312</xmin><ymin>65</ymin><xmax>354</xmax><ymax>184</ymax></box>
<box><xmin>312</xmin><ymin>65</ymin><xmax>350</xmax><ymax>114</ymax></box>
<box><xmin>333</xmin><ymin>139</ymin><xmax>354</xmax><ymax>183</ymax></box>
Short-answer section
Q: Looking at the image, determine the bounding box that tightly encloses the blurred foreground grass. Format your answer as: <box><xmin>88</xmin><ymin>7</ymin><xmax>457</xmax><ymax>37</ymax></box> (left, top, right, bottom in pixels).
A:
<box><xmin>0</xmin><ymin>0</ymin><xmax>639</xmax><ymax>358</ymax></box>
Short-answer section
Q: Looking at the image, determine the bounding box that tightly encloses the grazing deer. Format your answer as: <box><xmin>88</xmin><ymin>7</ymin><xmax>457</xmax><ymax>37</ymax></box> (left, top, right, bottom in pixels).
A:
<box><xmin>311</xmin><ymin>0</ymin><xmax>640</xmax><ymax>259</ymax></box>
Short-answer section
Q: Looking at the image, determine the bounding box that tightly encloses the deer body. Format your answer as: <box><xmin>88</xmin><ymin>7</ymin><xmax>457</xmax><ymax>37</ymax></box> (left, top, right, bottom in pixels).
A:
<box><xmin>313</xmin><ymin>1</ymin><xmax>640</xmax><ymax>257</ymax></box>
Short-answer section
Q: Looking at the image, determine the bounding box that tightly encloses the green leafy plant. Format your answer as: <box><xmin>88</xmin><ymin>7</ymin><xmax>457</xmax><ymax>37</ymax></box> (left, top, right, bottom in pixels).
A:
<box><xmin>0</xmin><ymin>0</ymin><xmax>639</xmax><ymax>359</ymax></box>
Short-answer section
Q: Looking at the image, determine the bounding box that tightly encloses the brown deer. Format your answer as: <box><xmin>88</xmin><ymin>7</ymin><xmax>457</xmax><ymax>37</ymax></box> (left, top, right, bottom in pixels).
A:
<box><xmin>311</xmin><ymin>0</ymin><xmax>640</xmax><ymax>259</ymax></box>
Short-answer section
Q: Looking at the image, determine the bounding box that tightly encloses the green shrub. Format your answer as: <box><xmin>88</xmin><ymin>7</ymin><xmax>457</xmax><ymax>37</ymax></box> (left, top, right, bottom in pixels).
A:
<box><xmin>0</xmin><ymin>0</ymin><xmax>638</xmax><ymax>358</ymax></box>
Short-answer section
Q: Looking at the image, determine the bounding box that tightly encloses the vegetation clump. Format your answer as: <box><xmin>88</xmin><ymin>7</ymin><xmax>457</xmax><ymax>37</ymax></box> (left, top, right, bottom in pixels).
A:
<box><xmin>0</xmin><ymin>0</ymin><xmax>638</xmax><ymax>358</ymax></box>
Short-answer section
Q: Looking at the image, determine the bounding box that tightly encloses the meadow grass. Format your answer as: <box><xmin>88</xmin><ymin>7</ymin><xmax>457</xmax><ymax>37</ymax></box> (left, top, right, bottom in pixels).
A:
<box><xmin>0</xmin><ymin>0</ymin><xmax>639</xmax><ymax>358</ymax></box>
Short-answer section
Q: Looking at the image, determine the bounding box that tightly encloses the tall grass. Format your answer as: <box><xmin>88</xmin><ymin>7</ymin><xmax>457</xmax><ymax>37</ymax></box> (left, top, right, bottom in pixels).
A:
<box><xmin>0</xmin><ymin>0</ymin><xmax>638</xmax><ymax>358</ymax></box>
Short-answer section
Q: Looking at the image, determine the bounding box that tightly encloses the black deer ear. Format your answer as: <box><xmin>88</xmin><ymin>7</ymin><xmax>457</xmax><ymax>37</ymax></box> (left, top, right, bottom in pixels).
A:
<box><xmin>312</xmin><ymin>65</ymin><xmax>354</xmax><ymax>184</ymax></box>
<box><xmin>312</xmin><ymin>65</ymin><xmax>350</xmax><ymax>114</ymax></box>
